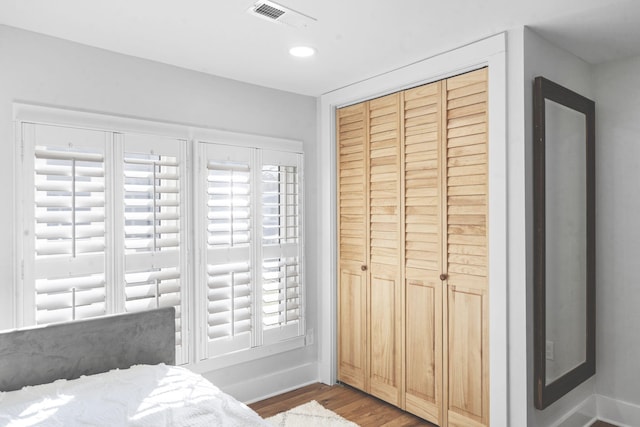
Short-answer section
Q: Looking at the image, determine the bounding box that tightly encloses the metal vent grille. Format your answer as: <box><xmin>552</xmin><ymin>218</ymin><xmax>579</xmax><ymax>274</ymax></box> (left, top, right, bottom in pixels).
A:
<box><xmin>254</xmin><ymin>3</ymin><xmax>285</xmax><ymax>20</ymax></box>
<box><xmin>247</xmin><ymin>1</ymin><xmax>317</xmax><ymax>28</ymax></box>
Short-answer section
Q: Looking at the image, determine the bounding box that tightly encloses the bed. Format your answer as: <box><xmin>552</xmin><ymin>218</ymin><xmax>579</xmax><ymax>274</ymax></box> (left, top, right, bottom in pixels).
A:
<box><xmin>0</xmin><ymin>308</ymin><xmax>271</xmax><ymax>426</ymax></box>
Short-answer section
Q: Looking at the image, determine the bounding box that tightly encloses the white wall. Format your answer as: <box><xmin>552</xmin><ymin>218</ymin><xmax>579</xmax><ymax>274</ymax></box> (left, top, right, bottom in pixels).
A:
<box><xmin>593</xmin><ymin>55</ymin><xmax>640</xmax><ymax>424</ymax></box>
<box><xmin>522</xmin><ymin>27</ymin><xmax>596</xmax><ymax>426</ymax></box>
<box><xmin>0</xmin><ymin>24</ymin><xmax>319</xmax><ymax>402</ymax></box>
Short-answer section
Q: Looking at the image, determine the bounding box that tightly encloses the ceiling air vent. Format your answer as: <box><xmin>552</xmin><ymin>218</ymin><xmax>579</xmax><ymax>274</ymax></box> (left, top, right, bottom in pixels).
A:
<box><xmin>247</xmin><ymin>0</ymin><xmax>316</xmax><ymax>29</ymax></box>
<box><xmin>254</xmin><ymin>3</ymin><xmax>286</xmax><ymax>20</ymax></box>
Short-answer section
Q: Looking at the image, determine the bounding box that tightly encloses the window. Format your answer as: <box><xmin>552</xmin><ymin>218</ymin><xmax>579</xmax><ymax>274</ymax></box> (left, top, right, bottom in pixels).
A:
<box><xmin>197</xmin><ymin>143</ymin><xmax>304</xmax><ymax>360</ymax></box>
<box><xmin>18</xmin><ymin>114</ymin><xmax>304</xmax><ymax>366</ymax></box>
<box><xmin>21</xmin><ymin>123</ymin><xmax>188</xmax><ymax>364</ymax></box>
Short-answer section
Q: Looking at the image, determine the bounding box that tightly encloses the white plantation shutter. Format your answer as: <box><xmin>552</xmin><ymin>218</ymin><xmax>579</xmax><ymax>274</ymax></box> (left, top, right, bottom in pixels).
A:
<box><xmin>23</xmin><ymin>123</ymin><xmax>109</xmax><ymax>325</ymax></box>
<box><xmin>20</xmin><ymin>112</ymin><xmax>304</xmax><ymax>363</ymax></box>
<box><xmin>202</xmin><ymin>143</ymin><xmax>254</xmax><ymax>356</ymax></box>
<box><xmin>260</xmin><ymin>150</ymin><xmax>303</xmax><ymax>344</ymax></box>
<box><xmin>22</xmin><ymin>124</ymin><xmax>189</xmax><ymax>364</ymax></box>
<box><xmin>120</xmin><ymin>134</ymin><xmax>187</xmax><ymax>364</ymax></box>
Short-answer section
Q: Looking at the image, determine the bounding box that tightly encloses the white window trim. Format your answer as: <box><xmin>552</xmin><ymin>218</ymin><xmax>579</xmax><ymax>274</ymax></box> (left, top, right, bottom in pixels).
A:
<box><xmin>13</xmin><ymin>103</ymin><xmax>306</xmax><ymax>369</ymax></box>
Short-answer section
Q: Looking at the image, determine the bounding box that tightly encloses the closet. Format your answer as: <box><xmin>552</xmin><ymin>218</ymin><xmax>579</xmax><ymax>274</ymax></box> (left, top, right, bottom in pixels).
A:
<box><xmin>337</xmin><ymin>68</ymin><xmax>489</xmax><ymax>427</ymax></box>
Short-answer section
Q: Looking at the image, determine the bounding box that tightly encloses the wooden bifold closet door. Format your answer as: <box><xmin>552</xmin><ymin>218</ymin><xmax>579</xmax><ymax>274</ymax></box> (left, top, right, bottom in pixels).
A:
<box><xmin>337</xmin><ymin>68</ymin><xmax>489</xmax><ymax>427</ymax></box>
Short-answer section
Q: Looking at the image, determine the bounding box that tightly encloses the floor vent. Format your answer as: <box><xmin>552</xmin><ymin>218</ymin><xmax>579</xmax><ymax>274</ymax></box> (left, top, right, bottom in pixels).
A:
<box><xmin>247</xmin><ymin>0</ymin><xmax>316</xmax><ymax>29</ymax></box>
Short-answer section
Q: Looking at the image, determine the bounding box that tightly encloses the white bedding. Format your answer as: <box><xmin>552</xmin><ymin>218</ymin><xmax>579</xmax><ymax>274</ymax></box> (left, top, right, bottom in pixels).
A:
<box><xmin>0</xmin><ymin>364</ymin><xmax>272</xmax><ymax>427</ymax></box>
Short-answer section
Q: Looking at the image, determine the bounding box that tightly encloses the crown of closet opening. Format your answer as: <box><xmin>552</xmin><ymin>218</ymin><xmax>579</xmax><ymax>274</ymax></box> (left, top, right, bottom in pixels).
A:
<box><xmin>337</xmin><ymin>67</ymin><xmax>489</xmax><ymax>427</ymax></box>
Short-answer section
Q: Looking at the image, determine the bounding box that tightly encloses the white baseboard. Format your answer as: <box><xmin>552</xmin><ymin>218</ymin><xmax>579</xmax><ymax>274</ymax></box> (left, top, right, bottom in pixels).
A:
<box><xmin>552</xmin><ymin>394</ymin><xmax>597</xmax><ymax>427</ymax></box>
<box><xmin>218</xmin><ymin>361</ymin><xmax>319</xmax><ymax>404</ymax></box>
<box><xmin>596</xmin><ymin>394</ymin><xmax>640</xmax><ymax>427</ymax></box>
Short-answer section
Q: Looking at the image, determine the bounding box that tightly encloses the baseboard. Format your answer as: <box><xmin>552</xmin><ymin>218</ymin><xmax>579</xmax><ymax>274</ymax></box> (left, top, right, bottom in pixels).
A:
<box><xmin>219</xmin><ymin>361</ymin><xmax>318</xmax><ymax>404</ymax></box>
<box><xmin>552</xmin><ymin>394</ymin><xmax>597</xmax><ymax>427</ymax></box>
<box><xmin>596</xmin><ymin>394</ymin><xmax>640</xmax><ymax>427</ymax></box>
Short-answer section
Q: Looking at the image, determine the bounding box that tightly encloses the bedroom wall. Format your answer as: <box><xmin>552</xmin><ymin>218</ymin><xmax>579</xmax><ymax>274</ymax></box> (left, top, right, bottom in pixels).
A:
<box><xmin>522</xmin><ymin>27</ymin><xmax>597</xmax><ymax>427</ymax></box>
<box><xmin>592</xmin><ymin>55</ymin><xmax>640</xmax><ymax>424</ymax></box>
<box><xmin>0</xmin><ymin>24</ymin><xmax>319</xmax><ymax>401</ymax></box>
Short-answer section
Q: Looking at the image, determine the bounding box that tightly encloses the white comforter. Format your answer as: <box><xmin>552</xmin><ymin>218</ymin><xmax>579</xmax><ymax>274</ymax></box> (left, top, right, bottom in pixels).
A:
<box><xmin>0</xmin><ymin>364</ymin><xmax>271</xmax><ymax>427</ymax></box>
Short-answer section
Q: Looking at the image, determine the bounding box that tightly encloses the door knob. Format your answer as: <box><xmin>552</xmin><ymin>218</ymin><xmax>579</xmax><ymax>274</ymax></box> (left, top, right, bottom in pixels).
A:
<box><xmin>439</xmin><ymin>273</ymin><xmax>447</xmax><ymax>281</ymax></box>
<box><xmin>361</xmin><ymin>265</ymin><xmax>368</xmax><ymax>271</ymax></box>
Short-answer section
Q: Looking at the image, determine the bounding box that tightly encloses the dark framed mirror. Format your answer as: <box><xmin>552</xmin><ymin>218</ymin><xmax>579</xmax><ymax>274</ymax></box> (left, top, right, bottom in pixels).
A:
<box><xmin>533</xmin><ymin>76</ymin><xmax>596</xmax><ymax>410</ymax></box>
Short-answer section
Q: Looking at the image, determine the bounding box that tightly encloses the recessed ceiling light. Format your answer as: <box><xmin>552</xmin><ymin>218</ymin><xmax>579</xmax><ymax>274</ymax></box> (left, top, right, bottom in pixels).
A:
<box><xmin>289</xmin><ymin>46</ymin><xmax>315</xmax><ymax>58</ymax></box>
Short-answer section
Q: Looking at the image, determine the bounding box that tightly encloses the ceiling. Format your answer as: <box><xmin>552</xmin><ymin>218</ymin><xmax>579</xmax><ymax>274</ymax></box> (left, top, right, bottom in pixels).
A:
<box><xmin>1</xmin><ymin>0</ymin><xmax>639</xmax><ymax>96</ymax></box>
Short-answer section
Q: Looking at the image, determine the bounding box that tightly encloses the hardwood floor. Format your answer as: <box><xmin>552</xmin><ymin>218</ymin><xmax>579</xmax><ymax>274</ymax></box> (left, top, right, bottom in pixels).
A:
<box><xmin>249</xmin><ymin>383</ymin><xmax>437</xmax><ymax>426</ymax></box>
<box><xmin>250</xmin><ymin>384</ymin><xmax>622</xmax><ymax>427</ymax></box>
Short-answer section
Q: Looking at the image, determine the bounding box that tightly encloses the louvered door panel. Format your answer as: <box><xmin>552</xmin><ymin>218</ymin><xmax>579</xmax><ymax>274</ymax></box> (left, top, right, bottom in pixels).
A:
<box><xmin>403</xmin><ymin>81</ymin><xmax>443</xmax><ymax>424</ymax></box>
<box><xmin>368</xmin><ymin>93</ymin><xmax>402</xmax><ymax>405</ymax></box>
<box><xmin>25</xmin><ymin>123</ymin><xmax>109</xmax><ymax>325</ymax></box>
<box><xmin>337</xmin><ymin>102</ymin><xmax>368</xmax><ymax>390</ymax></box>
<box><xmin>444</xmin><ymin>67</ymin><xmax>489</xmax><ymax>427</ymax></box>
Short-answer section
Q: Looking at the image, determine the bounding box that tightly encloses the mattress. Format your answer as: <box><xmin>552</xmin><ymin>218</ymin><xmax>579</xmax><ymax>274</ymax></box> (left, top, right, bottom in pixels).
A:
<box><xmin>0</xmin><ymin>364</ymin><xmax>271</xmax><ymax>427</ymax></box>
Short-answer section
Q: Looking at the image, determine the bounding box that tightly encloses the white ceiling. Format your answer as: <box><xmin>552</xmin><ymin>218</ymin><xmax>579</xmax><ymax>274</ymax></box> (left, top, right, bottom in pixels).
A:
<box><xmin>1</xmin><ymin>0</ymin><xmax>639</xmax><ymax>96</ymax></box>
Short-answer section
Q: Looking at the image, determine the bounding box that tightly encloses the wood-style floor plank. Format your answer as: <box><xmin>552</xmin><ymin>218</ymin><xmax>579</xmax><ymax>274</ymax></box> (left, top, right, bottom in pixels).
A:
<box><xmin>249</xmin><ymin>383</ymin><xmax>436</xmax><ymax>426</ymax></box>
<box><xmin>251</xmin><ymin>384</ymin><xmax>621</xmax><ymax>427</ymax></box>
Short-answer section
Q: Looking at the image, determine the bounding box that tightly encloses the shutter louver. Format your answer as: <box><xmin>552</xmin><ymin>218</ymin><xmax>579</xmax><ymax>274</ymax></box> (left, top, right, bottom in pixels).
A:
<box><xmin>207</xmin><ymin>261</ymin><xmax>252</xmax><ymax>339</ymax></box>
<box><xmin>28</xmin><ymin>124</ymin><xmax>108</xmax><ymax>325</ymax></box>
<box><xmin>262</xmin><ymin>165</ymin><xmax>299</xmax><ymax>245</ymax></box>
<box><xmin>34</xmin><ymin>148</ymin><xmax>106</xmax><ymax>257</ymax></box>
<box><xmin>207</xmin><ymin>160</ymin><xmax>251</xmax><ymax>247</ymax></box>
<box><xmin>122</xmin><ymin>135</ymin><xmax>186</xmax><ymax>363</ymax></box>
<box><xmin>262</xmin><ymin>257</ymin><xmax>300</xmax><ymax>327</ymax></box>
<box><xmin>35</xmin><ymin>274</ymin><xmax>106</xmax><ymax>324</ymax></box>
<box><xmin>124</xmin><ymin>153</ymin><xmax>180</xmax><ymax>252</ymax></box>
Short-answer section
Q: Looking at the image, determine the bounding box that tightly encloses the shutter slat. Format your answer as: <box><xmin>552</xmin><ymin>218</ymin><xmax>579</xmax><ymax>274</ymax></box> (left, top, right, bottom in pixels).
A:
<box><xmin>35</xmin><ymin>149</ymin><xmax>103</xmax><ymax>162</ymax></box>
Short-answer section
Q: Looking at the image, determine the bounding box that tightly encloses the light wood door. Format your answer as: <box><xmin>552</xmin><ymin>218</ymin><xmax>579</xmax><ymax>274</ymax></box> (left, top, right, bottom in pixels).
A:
<box><xmin>337</xmin><ymin>68</ymin><xmax>489</xmax><ymax>427</ymax></box>
<box><xmin>403</xmin><ymin>81</ymin><xmax>444</xmax><ymax>425</ymax></box>
<box><xmin>368</xmin><ymin>93</ymin><xmax>402</xmax><ymax>406</ymax></box>
<box><xmin>337</xmin><ymin>102</ymin><xmax>368</xmax><ymax>390</ymax></box>
<box><xmin>443</xmin><ymin>68</ymin><xmax>489</xmax><ymax>427</ymax></box>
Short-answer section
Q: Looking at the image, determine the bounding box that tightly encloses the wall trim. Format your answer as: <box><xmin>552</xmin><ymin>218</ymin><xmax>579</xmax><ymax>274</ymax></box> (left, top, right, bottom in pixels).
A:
<box><xmin>200</xmin><ymin>361</ymin><xmax>318</xmax><ymax>404</ymax></box>
<box><xmin>13</xmin><ymin>102</ymin><xmax>303</xmax><ymax>153</ymax></box>
<box><xmin>318</xmin><ymin>33</ymin><xmax>508</xmax><ymax>425</ymax></box>
<box><xmin>551</xmin><ymin>394</ymin><xmax>597</xmax><ymax>427</ymax></box>
<box><xmin>596</xmin><ymin>394</ymin><xmax>640</xmax><ymax>427</ymax></box>
<box><xmin>543</xmin><ymin>393</ymin><xmax>640</xmax><ymax>427</ymax></box>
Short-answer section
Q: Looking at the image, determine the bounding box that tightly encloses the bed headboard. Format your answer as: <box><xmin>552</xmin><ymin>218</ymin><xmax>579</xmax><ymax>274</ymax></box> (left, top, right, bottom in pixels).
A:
<box><xmin>0</xmin><ymin>307</ymin><xmax>175</xmax><ymax>392</ymax></box>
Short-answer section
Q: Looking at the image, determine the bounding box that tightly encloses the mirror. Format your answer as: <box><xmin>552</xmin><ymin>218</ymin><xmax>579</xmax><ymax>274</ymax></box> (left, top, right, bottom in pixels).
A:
<box><xmin>533</xmin><ymin>76</ymin><xmax>595</xmax><ymax>410</ymax></box>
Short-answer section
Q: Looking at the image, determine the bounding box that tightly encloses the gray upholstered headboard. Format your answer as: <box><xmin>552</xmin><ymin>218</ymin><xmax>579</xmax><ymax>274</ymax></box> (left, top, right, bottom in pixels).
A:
<box><xmin>0</xmin><ymin>307</ymin><xmax>175</xmax><ymax>392</ymax></box>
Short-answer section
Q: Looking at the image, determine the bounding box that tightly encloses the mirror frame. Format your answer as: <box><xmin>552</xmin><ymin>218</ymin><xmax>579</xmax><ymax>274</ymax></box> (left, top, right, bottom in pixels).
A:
<box><xmin>533</xmin><ymin>76</ymin><xmax>596</xmax><ymax>410</ymax></box>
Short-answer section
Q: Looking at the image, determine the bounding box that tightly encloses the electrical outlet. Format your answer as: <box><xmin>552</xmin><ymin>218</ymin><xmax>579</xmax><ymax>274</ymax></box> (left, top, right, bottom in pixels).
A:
<box><xmin>306</xmin><ymin>329</ymin><xmax>314</xmax><ymax>346</ymax></box>
<box><xmin>546</xmin><ymin>340</ymin><xmax>554</xmax><ymax>360</ymax></box>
